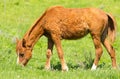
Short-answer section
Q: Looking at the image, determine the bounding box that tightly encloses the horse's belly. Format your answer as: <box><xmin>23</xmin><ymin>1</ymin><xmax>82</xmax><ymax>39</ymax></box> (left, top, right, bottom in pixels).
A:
<box><xmin>61</xmin><ymin>26</ymin><xmax>89</xmax><ymax>40</ymax></box>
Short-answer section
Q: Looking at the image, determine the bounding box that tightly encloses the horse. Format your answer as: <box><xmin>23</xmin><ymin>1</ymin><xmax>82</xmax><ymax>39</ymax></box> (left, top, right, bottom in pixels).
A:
<box><xmin>16</xmin><ymin>6</ymin><xmax>117</xmax><ymax>71</ymax></box>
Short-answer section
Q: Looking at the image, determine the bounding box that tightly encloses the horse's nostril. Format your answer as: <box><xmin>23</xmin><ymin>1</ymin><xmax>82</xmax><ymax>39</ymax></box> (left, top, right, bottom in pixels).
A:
<box><xmin>19</xmin><ymin>54</ymin><xmax>24</xmax><ymax>57</ymax></box>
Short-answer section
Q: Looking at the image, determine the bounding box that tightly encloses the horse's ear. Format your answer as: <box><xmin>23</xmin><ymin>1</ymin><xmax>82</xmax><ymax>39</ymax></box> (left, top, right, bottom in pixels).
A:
<box><xmin>16</xmin><ymin>38</ymin><xmax>19</xmax><ymax>44</ymax></box>
<box><xmin>22</xmin><ymin>39</ymin><xmax>26</xmax><ymax>48</ymax></box>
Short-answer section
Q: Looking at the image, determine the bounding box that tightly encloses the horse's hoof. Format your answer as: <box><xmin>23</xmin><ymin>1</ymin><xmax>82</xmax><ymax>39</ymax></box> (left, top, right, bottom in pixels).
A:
<box><xmin>62</xmin><ymin>65</ymin><xmax>69</xmax><ymax>71</ymax></box>
<box><xmin>112</xmin><ymin>66</ymin><xmax>117</xmax><ymax>70</ymax></box>
<box><xmin>91</xmin><ymin>64</ymin><xmax>97</xmax><ymax>70</ymax></box>
<box><xmin>45</xmin><ymin>66</ymin><xmax>51</xmax><ymax>70</ymax></box>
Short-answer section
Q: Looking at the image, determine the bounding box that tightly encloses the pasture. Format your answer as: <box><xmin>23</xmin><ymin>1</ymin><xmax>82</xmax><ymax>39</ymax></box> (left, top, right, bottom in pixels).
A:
<box><xmin>0</xmin><ymin>0</ymin><xmax>120</xmax><ymax>79</ymax></box>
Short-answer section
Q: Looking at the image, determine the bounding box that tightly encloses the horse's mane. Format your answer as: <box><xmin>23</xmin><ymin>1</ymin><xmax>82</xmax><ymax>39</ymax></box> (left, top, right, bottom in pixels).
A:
<box><xmin>24</xmin><ymin>10</ymin><xmax>47</xmax><ymax>38</ymax></box>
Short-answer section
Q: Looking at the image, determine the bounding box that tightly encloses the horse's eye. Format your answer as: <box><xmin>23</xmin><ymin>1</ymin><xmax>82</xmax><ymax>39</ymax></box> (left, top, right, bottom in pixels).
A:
<box><xmin>19</xmin><ymin>53</ymin><xmax>24</xmax><ymax>57</ymax></box>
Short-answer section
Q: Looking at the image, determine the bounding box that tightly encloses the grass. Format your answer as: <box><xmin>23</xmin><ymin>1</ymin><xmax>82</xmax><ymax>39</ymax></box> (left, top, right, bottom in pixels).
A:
<box><xmin>0</xmin><ymin>0</ymin><xmax>120</xmax><ymax>79</ymax></box>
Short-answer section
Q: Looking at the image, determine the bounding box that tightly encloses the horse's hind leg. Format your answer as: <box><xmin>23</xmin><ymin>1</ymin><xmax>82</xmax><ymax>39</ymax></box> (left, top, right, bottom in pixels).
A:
<box><xmin>45</xmin><ymin>38</ymin><xmax>54</xmax><ymax>70</ymax></box>
<box><xmin>102</xmin><ymin>38</ymin><xmax>117</xmax><ymax>69</ymax></box>
<box><xmin>91</xmin><ymin>35</ymin><xmax>103</xmax><ymax>70</ymax></box>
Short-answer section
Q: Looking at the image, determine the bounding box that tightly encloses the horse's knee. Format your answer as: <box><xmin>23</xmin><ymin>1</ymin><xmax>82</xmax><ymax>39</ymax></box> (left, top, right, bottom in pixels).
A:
<box><xmin>46</xmin><ymin>49</ymin><xmax>52</xmax><ymax>58</ymax></box>
<box><xmin>110</xmin><ymin>50</ymin><xmax>116</xmax><ymax>59</ymax></box>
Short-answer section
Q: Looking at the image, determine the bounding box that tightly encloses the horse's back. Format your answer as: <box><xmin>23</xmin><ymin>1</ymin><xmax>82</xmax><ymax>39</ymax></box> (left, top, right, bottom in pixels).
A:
<box><xmin>43</xmin><ymin>6</ymin><xmax>108</xmax><ymax>39</ymax></box>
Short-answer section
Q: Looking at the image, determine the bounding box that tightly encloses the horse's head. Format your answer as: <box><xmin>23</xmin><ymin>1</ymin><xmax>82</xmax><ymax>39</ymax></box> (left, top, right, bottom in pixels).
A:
<box><xmin>16</xmin><ymin>39</ymin><xmax>32</xmax><ymax>66</ymax></box>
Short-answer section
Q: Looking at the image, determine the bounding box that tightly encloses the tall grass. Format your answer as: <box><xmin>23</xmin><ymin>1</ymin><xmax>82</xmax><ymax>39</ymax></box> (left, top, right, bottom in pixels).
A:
<box><xmin>0</xmin><ymin>0</ymin><xmax>120</xmax><ymax>79</ymax></box>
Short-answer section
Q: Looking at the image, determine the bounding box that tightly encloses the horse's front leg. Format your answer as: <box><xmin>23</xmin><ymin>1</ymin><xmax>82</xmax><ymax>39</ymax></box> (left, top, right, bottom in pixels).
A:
<box><xmin>52</xmin><ymin>34</ymin><xmax>68</xmax><ymax>71</ymax></box>
<box><xmin>91</xmin><ymin>35</ymin><xmax>103</xmax><ymax>70</ymax></box>
<box><xmin>45</xmin><ymin>39</ymin><xmax>54</xmax><ymax>70</ymax></box>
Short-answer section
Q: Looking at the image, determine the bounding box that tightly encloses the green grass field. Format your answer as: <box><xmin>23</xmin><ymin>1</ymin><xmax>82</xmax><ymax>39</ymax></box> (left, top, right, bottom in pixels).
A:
<box><xmin>0</xmin><ymin>0</ymin><xmax>120</xmax><ymax>79</ymax></box>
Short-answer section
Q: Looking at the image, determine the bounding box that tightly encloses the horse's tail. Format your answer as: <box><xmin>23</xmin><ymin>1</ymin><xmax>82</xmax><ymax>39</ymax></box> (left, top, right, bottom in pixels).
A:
<box><xmin>106</xmin><ymin>13</ymin><xmax>116</xmax><ymax>43</ymax></box>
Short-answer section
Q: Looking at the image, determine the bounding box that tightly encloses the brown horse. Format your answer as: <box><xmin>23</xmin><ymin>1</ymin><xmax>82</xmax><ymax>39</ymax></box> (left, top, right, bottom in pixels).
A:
<box><xmin>16</xmin><ymin>6</ymin><xmax>117</xmax><ymax>71</ymax></box>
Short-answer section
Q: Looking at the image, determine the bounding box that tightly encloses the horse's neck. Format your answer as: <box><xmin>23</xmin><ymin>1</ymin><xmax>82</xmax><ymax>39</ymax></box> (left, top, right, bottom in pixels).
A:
<box><xmin>22</xmin><ymin>10</ymin><xmax>47</xmax><ymax>48</ymax></box>
<box><xmin>23</xmin><ymin>20</ymin><xmax>44</xmax><ymax>48</ymax></box>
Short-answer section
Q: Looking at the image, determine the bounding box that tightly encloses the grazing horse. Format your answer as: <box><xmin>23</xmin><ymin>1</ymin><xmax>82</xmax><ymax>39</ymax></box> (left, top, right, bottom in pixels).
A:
<box><xmin>16</xmin><ymin>6</ymin><xmax>117</xmax><ymax>71</ymax></box>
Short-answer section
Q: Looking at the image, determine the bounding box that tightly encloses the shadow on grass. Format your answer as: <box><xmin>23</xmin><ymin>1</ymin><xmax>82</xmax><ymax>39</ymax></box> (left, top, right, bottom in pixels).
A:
<box><xmin>37</xmin><ymin>62</ymin><xmax>109</xmax><ymax>71</ymax></box>
<box><xmin>37</xmin><ymin>61</ymin><xmax>94</xmax><ymax>71</ymax></box>
<box><xmin>37</xmin><ymin>52</ymin><xmax>109</xmax><ymax>70</ymax></box>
